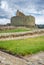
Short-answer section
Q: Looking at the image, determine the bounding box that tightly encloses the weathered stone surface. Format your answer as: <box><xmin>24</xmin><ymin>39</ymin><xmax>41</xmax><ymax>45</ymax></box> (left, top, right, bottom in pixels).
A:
<box><xmin>0</xmin><ymin>51</ymin><xmax>44</xmax><ymax>65</ymax></box>
<box><xmin>11</xmin><ymin>10</ymin><xmax>35</xmax><ymax>27</ymax></box>
<box><xmin>16</xmin><ymin>10</ymin><xmax>25</xmax><ymax>16</ymax></box>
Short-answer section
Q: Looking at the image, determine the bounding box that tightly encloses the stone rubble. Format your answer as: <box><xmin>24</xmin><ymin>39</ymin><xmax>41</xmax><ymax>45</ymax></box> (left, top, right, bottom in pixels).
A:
<box><xmin>0</xmin><ymin>51</ymin><xmax>44</xmax><ymax>65</ymax></box>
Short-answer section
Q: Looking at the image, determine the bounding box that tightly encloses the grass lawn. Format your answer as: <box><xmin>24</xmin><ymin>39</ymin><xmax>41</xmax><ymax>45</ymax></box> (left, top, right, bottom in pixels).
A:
<box><xmin>0</xmin><ymin>36</ymin><xmax>44</xmax><ymax>56</ymax></box>
<box><xmin>0</xmin><ymin>28</ymin><xmax>29</xmax><ymax>33</ymax></box>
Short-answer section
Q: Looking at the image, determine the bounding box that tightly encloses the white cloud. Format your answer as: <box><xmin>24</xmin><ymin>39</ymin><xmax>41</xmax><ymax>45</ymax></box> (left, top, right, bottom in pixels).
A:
<box><xmin>0</xmin><ymin>18</ymin><xmax>10</xmax><ymax>25</ymax></box>
<box><xmin>1</xmin><ymin>1</ymin><xmax>8</xmax><ymax>11</ymax></box>
<box><xmin>1</xmin><ymin>1</ymin><xmax>16</xmax><ymax>18</ymax></box>
<box><xmin>20</xmin><ymin>8</ymin><xmax>41</xmax><ymax>16</ymax></box>
<box><xmin>35</xmin><ymin>15</ymin><xmax>44</xmax><ymax>24</ymax></box>
<box><xmin>41</xmin><ymin>10</ymin><xmax>44</xmax><ymax>14</ymax></box>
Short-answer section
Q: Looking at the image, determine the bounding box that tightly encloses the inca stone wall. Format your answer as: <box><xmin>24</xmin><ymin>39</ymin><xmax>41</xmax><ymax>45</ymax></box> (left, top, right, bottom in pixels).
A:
<box><xmin>11</xmin><ymin>10</ymin><xmax>35</xmax><ymax>27</ymax></box>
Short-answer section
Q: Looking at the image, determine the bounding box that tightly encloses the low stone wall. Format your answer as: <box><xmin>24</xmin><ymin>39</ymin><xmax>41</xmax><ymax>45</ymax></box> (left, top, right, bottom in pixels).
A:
<box><xmin>0</xmin><ymin>26</ymin><xmax>16</xmax><ymax>30</ymax></box>
<box><xmin>0</xmin><ymin>29</ymin><xmax>44</xmax><ymax>39</ymax></box>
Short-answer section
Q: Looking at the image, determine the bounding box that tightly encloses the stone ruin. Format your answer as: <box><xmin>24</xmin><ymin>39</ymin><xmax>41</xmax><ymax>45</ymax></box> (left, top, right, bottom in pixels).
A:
<box><xmin>11</xmin><ymin>10</ymin><xmax>35</xmax><ymax>27</ymax></box>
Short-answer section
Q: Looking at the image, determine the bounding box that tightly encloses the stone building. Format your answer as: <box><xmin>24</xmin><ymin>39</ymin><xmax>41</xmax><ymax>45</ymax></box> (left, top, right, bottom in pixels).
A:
<box><xmin>11</xmin><ymin>10</ymin><xmax>35</xmax><ymax>27</ymax></box>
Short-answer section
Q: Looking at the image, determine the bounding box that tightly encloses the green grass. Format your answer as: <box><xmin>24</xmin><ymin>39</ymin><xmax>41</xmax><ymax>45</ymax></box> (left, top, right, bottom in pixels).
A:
<box><xmin>0</xmin><ymin>36</ymin><xmax>44</xmax><ymax>56</ymax></box>
<box><xmin>0</xmin><ymin>28</ymin><xmax>29</xmax><ymax>33</ymax></box>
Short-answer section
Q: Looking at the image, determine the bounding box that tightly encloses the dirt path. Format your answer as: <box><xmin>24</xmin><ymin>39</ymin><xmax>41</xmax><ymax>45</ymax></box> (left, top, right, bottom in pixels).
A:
<box><xmin>0</xmin><ymin>51</ymin><xmax>44</xmax><ymax>65</ymax></box>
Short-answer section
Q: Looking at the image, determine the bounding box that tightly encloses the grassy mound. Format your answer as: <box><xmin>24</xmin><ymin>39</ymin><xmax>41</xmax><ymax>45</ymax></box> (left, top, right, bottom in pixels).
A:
<box><xmin>0</xmin><ymin>28</ymin><xmax>29</xmax><ymax>33</ymax></box>
<box><xmin>0</xmin><ymin>36</ymin><xmax>44</xmax><ymax>56</ymax></box>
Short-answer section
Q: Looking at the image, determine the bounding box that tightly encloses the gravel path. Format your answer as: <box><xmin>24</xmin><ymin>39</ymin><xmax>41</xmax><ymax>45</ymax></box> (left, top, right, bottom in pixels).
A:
<box><xmin>0</xmin><ymin>51</ymin><xmax>44</xmax><ymax>65</ymax></box>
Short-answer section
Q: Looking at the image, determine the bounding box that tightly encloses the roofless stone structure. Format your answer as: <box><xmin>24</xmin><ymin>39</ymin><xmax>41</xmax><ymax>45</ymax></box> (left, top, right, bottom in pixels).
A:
<box><xmin>11</xmin><ymin>10</ymin><xmax>35</xmax><ymax>27</ymax></box>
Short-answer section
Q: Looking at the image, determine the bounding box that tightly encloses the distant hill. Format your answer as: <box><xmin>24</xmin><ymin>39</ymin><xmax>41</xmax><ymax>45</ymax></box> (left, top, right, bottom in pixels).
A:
<box><xmin>36</xmin><ymin>24</ymin><xmax>44</xmax><ymax>28</ymax></box>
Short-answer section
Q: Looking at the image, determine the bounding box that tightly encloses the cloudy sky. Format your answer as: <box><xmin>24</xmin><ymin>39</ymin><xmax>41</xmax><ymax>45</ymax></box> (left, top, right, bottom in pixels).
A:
<box><xmin>0</xmin><ymin>0</ymin><xmax>44</xmax><ymax>25</ymax></box>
